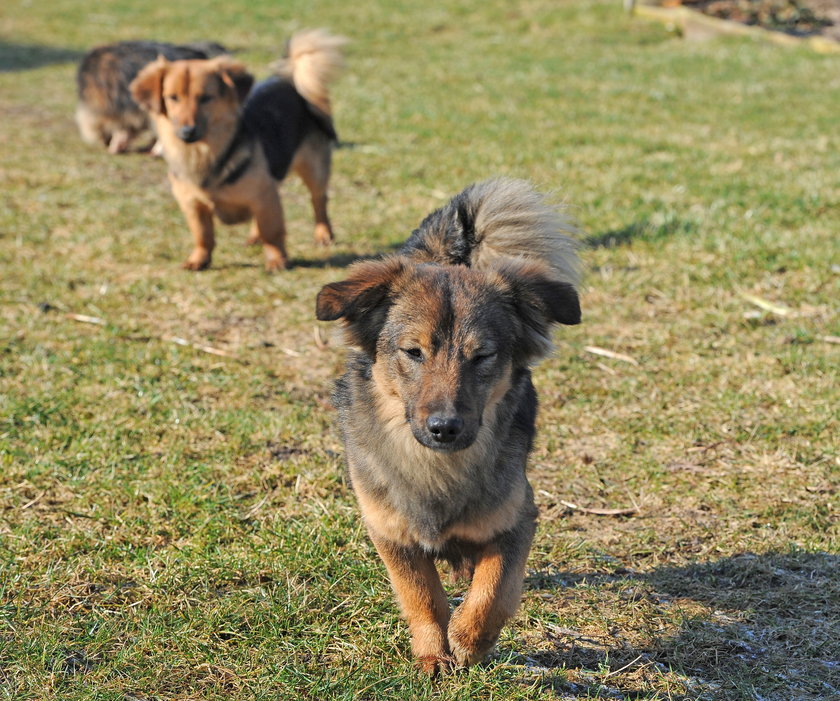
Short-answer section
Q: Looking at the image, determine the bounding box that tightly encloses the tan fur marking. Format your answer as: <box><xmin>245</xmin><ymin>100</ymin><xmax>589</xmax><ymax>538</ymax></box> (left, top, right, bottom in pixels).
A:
<box><xmin>353</xmin><ymin>480</ymin><xmax>415</xmax><ymax>547</ymax></box>
<box><xmin>448</xmin><ymin>544</ymin><xmax>505</xmax><ymax>666</ymax></box>
<box><xmin>291</xmin><ymin>132</ymin><xmax>334</xmax><ymax>245</ymax></box>
<box><xmin>448</xmin><ymin>526</ymin><xmax>534</xmax><ymax>666</ymax></box>
<box><xmin>368</xmin><ymin>532</ymin><xmax>450</xmax><ymax>672</ymax></box>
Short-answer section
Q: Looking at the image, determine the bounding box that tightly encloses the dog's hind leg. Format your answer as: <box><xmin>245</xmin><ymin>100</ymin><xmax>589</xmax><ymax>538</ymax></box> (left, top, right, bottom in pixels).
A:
<box><xmin>370</xmin><ymin>533</ymin><xmax>452</xmax><ymax>675</ymax></box>
<box><xmin>447</xmin><ymin>514</ymin><xmax>536</xmax><ymax>667</ymax></box>
<box><xmin>292</xmin><ymin>134</ymin><xmax>334</xmax><ymax>246</ymax></box>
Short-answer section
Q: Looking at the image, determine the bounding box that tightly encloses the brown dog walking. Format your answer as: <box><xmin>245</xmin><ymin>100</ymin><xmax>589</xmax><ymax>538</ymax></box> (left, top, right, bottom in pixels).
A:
<box><xmin>131</xmin><ymin>29</ymin><xmax>345</xmax><ymax>271</ymax></box>
<box><xmin>317</xmin><ymin>179</ymin><xmax>581</xmax><ymax>674</ymax></box>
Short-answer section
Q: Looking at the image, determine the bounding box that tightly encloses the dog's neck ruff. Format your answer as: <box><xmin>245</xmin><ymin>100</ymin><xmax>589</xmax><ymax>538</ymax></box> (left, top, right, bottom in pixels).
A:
<box><xmin>200</xmin><ymin>119</ymin><xmax>255</xmax><ymax>189</ymax></box>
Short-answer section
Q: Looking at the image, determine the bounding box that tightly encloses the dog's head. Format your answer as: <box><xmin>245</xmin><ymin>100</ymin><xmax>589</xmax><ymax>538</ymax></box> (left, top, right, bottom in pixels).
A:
<box><xmin>130</xmin><ymin>55</ymin><xmax>253</xmax><ymax>143</ymax></box>
<box><xmin>317</xmin><ymin>257</ymin><xmax>580</xmax><ymax>452</ymax></box>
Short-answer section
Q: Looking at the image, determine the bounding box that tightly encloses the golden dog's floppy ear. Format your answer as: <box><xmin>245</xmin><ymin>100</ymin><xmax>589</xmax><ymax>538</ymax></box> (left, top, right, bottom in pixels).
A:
<box><xmin>213</xmin><ymin>57</ymin><xmax>254</xmax><ymax>103</ymax></box>
<box><xmin>131</xmin><ymin>56</ymin><xmax>169</xmax><ymax>114</ymax></box>
<box><xmin>316</xmin><ymin>257</ymin><xmax>407</xmax><ymax>355</ymax></box>
<box><xmin>494</xmin><ymin>258</ymin><xmax>581</xmax><ymax>361</ymax></box>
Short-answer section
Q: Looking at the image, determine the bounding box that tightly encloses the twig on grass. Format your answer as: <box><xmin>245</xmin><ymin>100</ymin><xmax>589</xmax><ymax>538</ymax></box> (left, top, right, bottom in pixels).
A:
<box><xmin>56</xmin><ymin>304</ymin><xmax>244</xmax><ymax>361</ymax></box>
<box><xmin>584</xmin><ymin>345</ymin><xmax>639</xmax><ymax>366</ymax></box>
<box><xmin>66</xmin><ymin>312</ymin><xmax>106</xmax><ymax>326</ymax></box>
<box><xmin>602</xmin><ymin>654</ymin><xmax>646</xmax><ymax>679</ymax></box>
<box><xmin>739</xmin><ymin>291</ymin><xmax>792</xmax><ymax>317</ymax></box>
<box><xmin>162</xmin><ymin>335</ymin><xmax>232</xmax><ymax>358</ymax></box>
<box><xmin>20</xmin><ymin>492</ymin><xmax>45</xmax><ymax>510</ymax></box>
<box><xmin>559</xmin><ymin>500</ymin><xmax>639</xmax><ymax>517</ymax></box>
<box><xmin>818</xmin><ymin>335</ymin><xmax>840</xmax><ymax>344</ymax></box>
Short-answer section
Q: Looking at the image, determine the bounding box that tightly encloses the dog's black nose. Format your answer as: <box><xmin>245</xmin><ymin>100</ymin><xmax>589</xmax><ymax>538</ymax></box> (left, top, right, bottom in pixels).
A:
<box><xmin>426</xmin><ymin>414</ymin><xmax>464</xmax><ymax>443</ymax></box>
<box><xmin>177</xmin><ymin>125</ymin><xmax>199</xmax><ymax>142</ymax></box>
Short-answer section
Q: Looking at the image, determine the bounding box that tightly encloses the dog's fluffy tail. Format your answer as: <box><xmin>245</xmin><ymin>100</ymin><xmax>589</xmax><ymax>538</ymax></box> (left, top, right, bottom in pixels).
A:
<box><xmin>403</xmin><ymin>178</ymin><xmax>581</xmax><ymax>286</ymax></box>
<box><xmin>273</xmin><ymin>29</ymin><xmax>347</xmax><ymax>116</ymax></box>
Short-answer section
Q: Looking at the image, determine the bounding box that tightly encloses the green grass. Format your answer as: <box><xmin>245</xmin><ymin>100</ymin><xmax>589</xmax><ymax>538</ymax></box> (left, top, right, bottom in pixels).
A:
<box><xmin>1</xmin><ymin>0</ymin><xmax>838</xmax><ymax>698</ymax></box>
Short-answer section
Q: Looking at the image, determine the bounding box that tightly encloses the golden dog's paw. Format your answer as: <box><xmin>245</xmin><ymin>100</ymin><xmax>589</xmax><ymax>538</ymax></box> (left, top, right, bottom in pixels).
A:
<box><xmin>182</xmin><ymin>256</ymin><xmax>211</xmax><ymax>271</ymax></box>
<box><xmin>448</xmin><ymin>627</ymin><xmax>497</xmax><ymax>668</ymax></box>
<box><xmin>264</xmin><ymin>256</ymin><xmax>289</xmax><ymax>273</ymax></box>
<box><xmin>314</xmin><ymin>223</ymin><xmax>334</xmax><ymax>247</ymax></box>
<box><xmin>415</xmin><ymin>654</ymin><xmax>455</xmax><ymax>677</ymax></box>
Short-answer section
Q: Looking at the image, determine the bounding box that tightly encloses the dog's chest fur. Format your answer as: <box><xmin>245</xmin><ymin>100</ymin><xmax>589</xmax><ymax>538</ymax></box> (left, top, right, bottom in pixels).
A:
<box><xmin>334</xmin><ymin>354</ymin><xmax>537</xmax><ymax>550</ymax></box>
<box><xmin>157</xmin><ymin>127</ymin><xmax>217</xmax><ymax>185</ymax></box>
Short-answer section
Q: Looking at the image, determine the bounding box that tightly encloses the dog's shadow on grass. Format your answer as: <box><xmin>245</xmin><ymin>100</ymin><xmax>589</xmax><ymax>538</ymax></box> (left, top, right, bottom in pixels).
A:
<box><xmin>206</xmin><ymin>251</ymin><xmax>378</xmax><ymax>272</ymax></box>
<box><xmin>0</xmin><ymin>40</ymin><xmax>84</xmax><ymax>72</ymax></box>
<box><xmin>517</xmin><ymin>551</ymin><xmax>839</xmax><ymax>699</ymax></box>
<box><xmin>290</xmin><ymin>251</ymin><xmax>379</xmax><ymax>270</ymax></box>
<box><xmin>585</xmin><ymin>215</ymin><xmax>697</xmax><ymax>249</ymax></box>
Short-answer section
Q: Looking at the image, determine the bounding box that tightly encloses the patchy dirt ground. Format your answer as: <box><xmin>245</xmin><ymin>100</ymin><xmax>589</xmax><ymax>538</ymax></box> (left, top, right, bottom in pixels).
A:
<box><xmin>681</xmin><ymin>0</ymin><xmax>840</xmax><ymax>40</ymax></box>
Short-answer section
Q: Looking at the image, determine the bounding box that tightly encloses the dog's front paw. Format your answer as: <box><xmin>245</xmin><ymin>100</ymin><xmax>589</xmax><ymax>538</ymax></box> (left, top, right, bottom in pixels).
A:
<box><xmin>415</xmin><ymin>653</ymin><xmax>454</xmax><ymax>677</ymax></box>
<box><xmin>447</xmin><ymin>623</ymin><xmax>498</xmax><ymax>668</ymax></box>
<box><xmin>264</xmin><ymin>254</ymin><xmax>289</xmax><ymax>272</ymax></box>
<box><xmin>182</xmin><ymin>252</ymin><xmax>211</xmax><ymax>271</ymax></box>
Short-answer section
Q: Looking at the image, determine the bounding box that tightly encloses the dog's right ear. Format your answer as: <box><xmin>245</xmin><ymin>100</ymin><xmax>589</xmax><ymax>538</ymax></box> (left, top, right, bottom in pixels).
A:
<box><xmin>131</xmin><ymin>56</ymin><xmax>168</xmax><ymax>114</ymax></box>
<box><xmin>316</xmin><ymin>257</ymin><xmax>406</xmax><ymax>355</ymax></box>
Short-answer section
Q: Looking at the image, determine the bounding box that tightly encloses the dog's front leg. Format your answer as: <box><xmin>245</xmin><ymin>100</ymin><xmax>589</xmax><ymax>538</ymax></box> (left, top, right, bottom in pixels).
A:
<box><xmin>368</xmin><ymin>532</ymin><xmax>452</xmax><ymax>675</ymax></box>
<box><xmin>170</xmin><ymin>175</ymin><xmax>215</xmax><ymax>270</ymax></box>
<box><xmin>251</xmin><ymin>186</ymin><xmax>289</xmax><ymax>271</ymax></box>
<box><xmin>447</xmin><ymin>516</ymin><xmax>536</xmax><ymax>667</ymax></box>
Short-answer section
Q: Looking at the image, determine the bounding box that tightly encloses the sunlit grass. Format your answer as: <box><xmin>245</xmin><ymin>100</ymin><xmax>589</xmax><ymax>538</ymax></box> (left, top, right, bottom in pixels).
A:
<box><xmin>1</xmin><ymin>0</ymin><xmax>838</xmax><ymax>698</ymax></box>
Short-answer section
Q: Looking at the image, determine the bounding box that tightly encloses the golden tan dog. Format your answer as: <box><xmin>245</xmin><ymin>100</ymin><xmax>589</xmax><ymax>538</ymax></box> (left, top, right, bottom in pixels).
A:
<box><xmin>130</xmin><ymin>30</ymin><xmax>345</xmax><ymax>271</ymax></box>
<box><xmin>317</xmin><ymin>179</ymin><xmax>581</xmax><ymax>674</ymax></box>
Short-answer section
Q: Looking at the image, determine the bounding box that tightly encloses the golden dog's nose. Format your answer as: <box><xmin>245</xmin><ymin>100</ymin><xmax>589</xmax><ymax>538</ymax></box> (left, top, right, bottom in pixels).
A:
<box><xmin>177</xmin><ymin>125</ymin><xmax>199</xmax><ymax>142</ymax></box>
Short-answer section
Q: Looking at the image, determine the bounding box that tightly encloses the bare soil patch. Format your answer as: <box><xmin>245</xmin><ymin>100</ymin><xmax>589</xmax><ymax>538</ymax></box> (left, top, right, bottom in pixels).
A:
<box><xmin>679</xmin><ymin>0</ymin><xmax>840</xmax><ymax>40</ymax></box>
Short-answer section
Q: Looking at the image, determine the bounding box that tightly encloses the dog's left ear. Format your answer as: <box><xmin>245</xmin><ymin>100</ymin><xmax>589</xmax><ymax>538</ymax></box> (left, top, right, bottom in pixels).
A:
<box><xmin>214</xmin><ymin>57</ymin><xmax>254</xmax><ymax>103</ymax></box>
<box><xmin>131</xmin><ymin>56</ymin><xmax>168</xmax><ymax>114</ymax></box>
<box><xmin>316</xmin><ymin>257</ymin><xmax>407</xmax><ymax>355</ymax></box>
<box><xmin>494</xmin><ymin>259</ymin><xmax>581</xmax><ymax>361</ymax></box>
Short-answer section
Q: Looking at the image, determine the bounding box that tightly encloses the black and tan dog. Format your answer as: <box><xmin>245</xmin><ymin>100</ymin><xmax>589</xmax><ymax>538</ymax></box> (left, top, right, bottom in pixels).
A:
<box><xmin>76</xmin><ymin>40</ymin><xmax>228</xmax><ymax>154</ymax></box>
<box><xmin>130</xmin><ymin>29</ymin><xmax>345</xmax><ymax>271</ymax></box>
<box><xmin>316</xmin><ymin>179</ymin><xmax>581</xmax><ymax>674</ymax></box>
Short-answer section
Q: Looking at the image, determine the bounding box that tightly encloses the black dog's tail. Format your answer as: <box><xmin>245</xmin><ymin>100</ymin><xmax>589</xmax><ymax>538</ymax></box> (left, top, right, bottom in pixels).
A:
<box><xmin>272</xmin><ymin>29</ymin><xmax>347</xmax><ymax>117</ymax></box>
<box><xmin>401</xmin><ymin>178</ymin><xmax>581</xmax><ymax>287</ymax></box>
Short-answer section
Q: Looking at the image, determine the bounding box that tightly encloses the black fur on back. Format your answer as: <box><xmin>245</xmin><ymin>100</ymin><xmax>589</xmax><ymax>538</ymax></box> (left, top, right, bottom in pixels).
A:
<box><xmin>242</xmin><ymin>76</ymin><xmax>337</xmax><ymax>181</ymax></box>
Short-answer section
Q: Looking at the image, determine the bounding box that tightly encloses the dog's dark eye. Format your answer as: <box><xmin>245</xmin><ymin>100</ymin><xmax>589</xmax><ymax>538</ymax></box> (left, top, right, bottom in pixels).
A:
<box><xmin>198</xmin><ymin>94</ymin><xmax>214</xmax><ymax>104</ymax></box>
<box><xmin>166</xmin><ymin>94</ymin><xmax>180</xmax><ymax>103</ymax></box>
<box><xmin>401</xmin><ymin>348</ymin><xmax>423</xmax><ymax>361</ymax></box>
<box><xmin>473</xmin><ymin>352</ymin><xmax>497</xmax><ymax>365</ymax></box>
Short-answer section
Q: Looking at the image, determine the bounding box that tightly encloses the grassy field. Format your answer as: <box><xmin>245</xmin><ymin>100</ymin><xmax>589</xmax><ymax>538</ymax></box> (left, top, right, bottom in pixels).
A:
<box><xmin>1</xmin><ymin>0</ymin><xmax>838</xmax><ymax>699</ymax></box>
